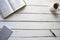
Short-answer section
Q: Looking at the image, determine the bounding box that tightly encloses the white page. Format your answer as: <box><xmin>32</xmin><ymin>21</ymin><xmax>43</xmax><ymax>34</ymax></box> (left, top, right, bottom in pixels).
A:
<box><xmin>0</xmin><ymin>9</ymin><xmax>2</xmax><ymax>14</ymax></box>
<box><xmin>0</xmin><ymin>0</ymin><xmax>14</xmax><ymax>18</ymax></box>
<box><xmin>8</xmin><ymin>0</ymin><xmax>26</xmax><ymax>11</ymax></box>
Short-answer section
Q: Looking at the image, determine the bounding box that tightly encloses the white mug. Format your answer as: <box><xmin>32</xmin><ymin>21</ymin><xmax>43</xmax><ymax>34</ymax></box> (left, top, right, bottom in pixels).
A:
<box><xmin>50</xmin><ymin>3</ymin><xmax>59</xmax><ymax>14</ymax></box>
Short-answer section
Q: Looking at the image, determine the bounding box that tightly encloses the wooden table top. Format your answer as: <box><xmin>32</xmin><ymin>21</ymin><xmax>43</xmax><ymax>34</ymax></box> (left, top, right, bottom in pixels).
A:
<box><xmin>0</xmin><ymin>0</ymin><xmax>60</xmax><ymax>40</ymax></box>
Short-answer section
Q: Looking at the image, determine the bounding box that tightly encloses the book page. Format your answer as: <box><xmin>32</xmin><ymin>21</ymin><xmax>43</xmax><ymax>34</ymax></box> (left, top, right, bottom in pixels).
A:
<box><xmin>0</xmin><ymin>0</ymin><xmax>14</xmax><ymax>18</ymax></box>
<box><xmin>8</xmin><ymin>0</ymin><xmax>26</xmax><ymax>11</ymax></box>
<box><xmin>0</xmin><ymin>9</ymin><xmax>2</xmax><ymax>14</ymax></box>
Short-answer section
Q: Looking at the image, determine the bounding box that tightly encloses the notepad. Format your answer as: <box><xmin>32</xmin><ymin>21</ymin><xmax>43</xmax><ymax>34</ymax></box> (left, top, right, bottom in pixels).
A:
<box><xmin>0</xmin><ymin>0</ymin><xmax>26</xmax><ymax>18</ymax></box>
<box><xmin>0</xmin><ymin>26</ymin><xmax>13</xmax><ymax>40</ymax></box>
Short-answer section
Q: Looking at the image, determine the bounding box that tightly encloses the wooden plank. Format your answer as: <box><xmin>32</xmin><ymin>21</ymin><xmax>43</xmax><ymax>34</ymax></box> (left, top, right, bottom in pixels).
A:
<box><xmin>9</xmin><ymin>38</ymin><xmax>52</xmax><ymax>40</ymax></box>
<box><xmin>24</xmin><ymin>0</ymin><xmax>60</xmax><ymax>6</ymax></box>
<box><xmin>4</xmin><ymin>14</ymin><xmax>60</xmax><ymax>21</ymax></box>
<box><xmin>52</xmin><ymin>30</ymin><xmax>60</xmax><ymax>36</ymax></box>
<box><xmin>0</xmin><ymin>22</ymin><xmax>60</xmax><ymax>29</ymax></box>
<box><xmin>14</xmin><ymin>6</ymin><xmax>51</xmax><ymax>13</ymax></box>
<box><xmin>10</xmin><ymin>30</ymin><xmax>52</xmax><ymax>36</ymax></box>
<box><xmin>8</xmin><ymin>37</ymin><xmax>60</xmax><ymax>40</ymax></box>
<box><xmin>6</xmin><ymin>6</ymin><xmax>60</xmax><ymax>14</ymax></box>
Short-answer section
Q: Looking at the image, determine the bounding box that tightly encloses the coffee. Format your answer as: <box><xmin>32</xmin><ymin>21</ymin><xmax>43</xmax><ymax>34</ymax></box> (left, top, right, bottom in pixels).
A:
<box><xmin>53</xmin><ymin>3</ymin><xmax>59</xmax><ymax>9</ymax></box>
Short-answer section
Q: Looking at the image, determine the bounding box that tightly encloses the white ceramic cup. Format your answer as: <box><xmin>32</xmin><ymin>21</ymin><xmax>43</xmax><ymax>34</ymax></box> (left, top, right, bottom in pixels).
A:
<box><xmin>50</xmin><ymin>3</ymin><xmax>59</xmax><ymax>14</ymax></box>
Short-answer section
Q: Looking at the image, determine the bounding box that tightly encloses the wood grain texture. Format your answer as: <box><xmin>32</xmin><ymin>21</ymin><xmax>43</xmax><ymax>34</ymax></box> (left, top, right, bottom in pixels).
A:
<box><xmin>8</xmin><ymin>37</ymin><xmax>60</xmax><ymax>40</ymax></box>
<box><xmin>24</xmin><ymin>0</ymin><xmax>60</xmax><ymax>6</ymax></box>
<box><xmin>4</xmin><ymin>14</ymin><xmax>60</xmax><ymax>21</ymax></box>
<box><xmin>0</xmin><ymin>22</ymin><xmax>60</xmax><ymax>29</ymax></box>
<box><xmin>10</xmin><ymin>30</ymin><xmax>52</xmax><ymax>36</ymax></box>
<box><xmin>52</xmin><ymin>30</ymin><xmax>60</xmax><ymax>36</ymax></box>
<box><xmin>0</xmin><ymin>0</ymin><xmax>60</xmax><ymax>40</ymax></box>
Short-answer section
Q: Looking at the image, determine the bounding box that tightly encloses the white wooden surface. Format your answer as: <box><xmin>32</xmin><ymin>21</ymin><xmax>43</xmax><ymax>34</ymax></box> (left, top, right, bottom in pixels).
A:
<box><xmin>0</xmin><ymin>0</ymin><xmax>60</xmax><ymax>40</ymax></box>
<box><xmin>24</xmin><ymin>0</ymin><xmax>60</xmax><ymax>6</ymax></box>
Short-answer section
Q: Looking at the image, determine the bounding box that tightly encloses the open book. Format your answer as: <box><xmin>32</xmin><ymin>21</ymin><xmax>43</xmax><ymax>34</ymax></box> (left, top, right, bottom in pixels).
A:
<box><xmin>0</xmin><ymin>0</ymin><xmax>26</xmax><ymax>18</ymax></box>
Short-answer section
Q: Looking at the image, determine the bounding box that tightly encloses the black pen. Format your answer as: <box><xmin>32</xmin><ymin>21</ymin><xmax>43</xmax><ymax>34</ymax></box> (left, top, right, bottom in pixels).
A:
<box><xmin>49</xmin><ymin>29</ymin><xmax>56</xmax><ymax>37</ymax></box>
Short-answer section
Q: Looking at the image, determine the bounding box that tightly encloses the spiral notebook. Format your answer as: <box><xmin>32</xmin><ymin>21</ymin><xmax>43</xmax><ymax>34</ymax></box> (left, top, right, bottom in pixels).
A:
<box><xmin>0</xmin><ymin>0</ymin><xmax>26</xmax><ymax>18</ymax></box>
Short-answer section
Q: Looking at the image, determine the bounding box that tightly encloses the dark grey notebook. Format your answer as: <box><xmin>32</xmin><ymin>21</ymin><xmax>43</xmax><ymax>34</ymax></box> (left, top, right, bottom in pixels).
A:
<box><xmin>0</xmin><ymin>26</ymin><xmax>13</xmax><ymax>40</ymax></box>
